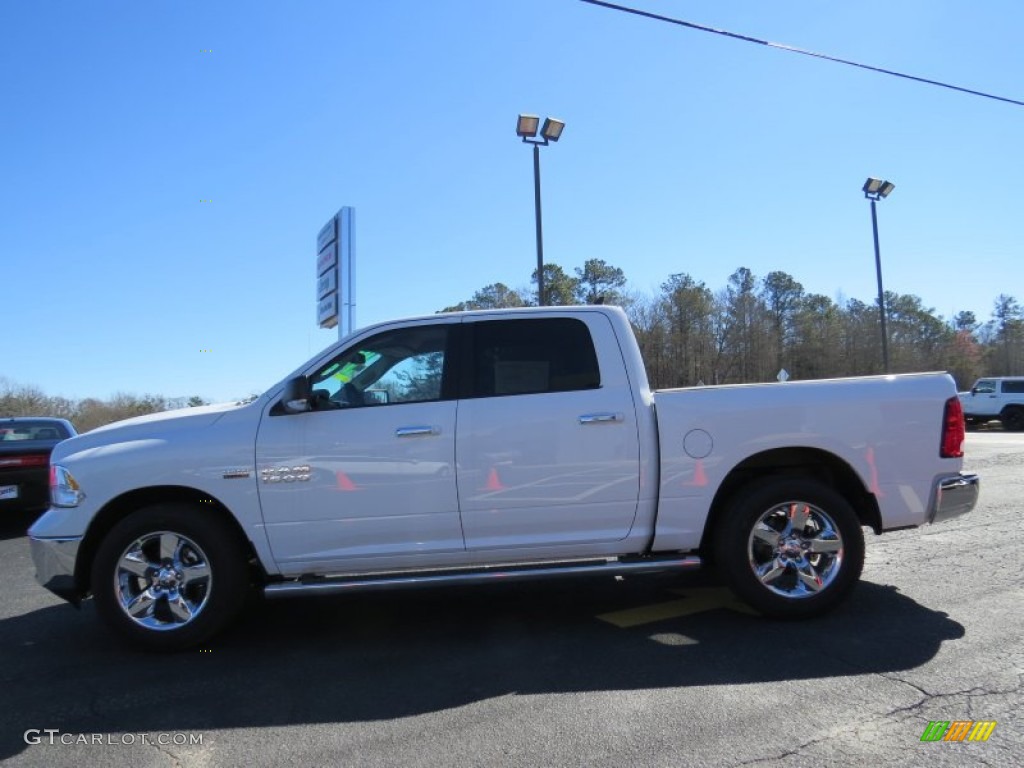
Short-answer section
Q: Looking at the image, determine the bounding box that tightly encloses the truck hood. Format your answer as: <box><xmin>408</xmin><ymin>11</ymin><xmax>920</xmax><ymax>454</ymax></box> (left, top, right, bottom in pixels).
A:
<box><xmin>51</xmin><ymin>401</ymin><xmax>251</xmax><ymax>462</ymax></box>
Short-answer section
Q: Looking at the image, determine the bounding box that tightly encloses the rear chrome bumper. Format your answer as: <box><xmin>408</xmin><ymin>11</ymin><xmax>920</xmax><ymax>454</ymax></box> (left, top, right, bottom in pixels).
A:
<box><xmin>929</xmin><ymin>473</ymin><xmax>980</xmax><ymax>525</ymax></box>
<box><xmin>29</xmin><ymin>536</ymin><xmax>83</xmax><ymax>605</ymax></box>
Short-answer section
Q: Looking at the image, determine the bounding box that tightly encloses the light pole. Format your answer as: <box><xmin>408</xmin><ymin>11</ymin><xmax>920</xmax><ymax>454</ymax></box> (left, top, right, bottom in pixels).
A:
<box><xmin>863</xmin><ymin>177</ymin><xmax>895</xmax><ymax>373</ymax></box>
<box><xmin>517</xmin><ymin>114</ymin><xmax>565</xmax><ymax>306</ymax></box>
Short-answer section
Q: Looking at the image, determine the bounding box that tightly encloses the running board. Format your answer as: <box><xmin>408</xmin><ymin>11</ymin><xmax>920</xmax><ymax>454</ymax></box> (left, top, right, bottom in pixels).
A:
<box><xmin>263</xmin><ymin>555</ymin><xmax>702</xmax><ymax>599</ymax></box>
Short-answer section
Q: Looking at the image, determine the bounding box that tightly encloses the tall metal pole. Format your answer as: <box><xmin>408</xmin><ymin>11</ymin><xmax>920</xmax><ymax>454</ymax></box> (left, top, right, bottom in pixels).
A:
<box><xmin>532</xmin><ymin>143</ymin><xmax>545</xmax><ymax>306</ymax></box>
<box><xmin>870</xmin><ymin>199</ymin><xmax>890</xmax><ymax>373</ymax></box>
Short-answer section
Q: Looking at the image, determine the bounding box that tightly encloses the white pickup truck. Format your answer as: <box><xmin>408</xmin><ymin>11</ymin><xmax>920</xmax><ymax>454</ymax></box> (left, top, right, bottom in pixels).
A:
<box><xmin>30</xmin><ymin>306</ymin><xmax>979</xmax><ymax>650</ymax></box>
<box><xmin>958</xmin><ymin>377</ymin><xmax>1024</xmax><ymax>431</ymax></box>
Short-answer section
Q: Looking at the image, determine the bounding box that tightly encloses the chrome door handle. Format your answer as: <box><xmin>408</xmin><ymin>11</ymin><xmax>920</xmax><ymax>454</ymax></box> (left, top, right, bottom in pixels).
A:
<box><xmin>395</xmin><ymin>426</ymin><xmax>438</xmax><ymax>437</ymax></box>
<box><xmin>578</xmin><ymin>412</ymin><xmax>623</xmax><ymax>424</ymax></box>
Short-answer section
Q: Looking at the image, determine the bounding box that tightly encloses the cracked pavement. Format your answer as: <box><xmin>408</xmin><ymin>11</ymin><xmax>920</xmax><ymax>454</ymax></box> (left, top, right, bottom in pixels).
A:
<box><xmin>0</xmin><ymin>432</ymin><xmax>1019</xmax><ymax>767</ymax></box>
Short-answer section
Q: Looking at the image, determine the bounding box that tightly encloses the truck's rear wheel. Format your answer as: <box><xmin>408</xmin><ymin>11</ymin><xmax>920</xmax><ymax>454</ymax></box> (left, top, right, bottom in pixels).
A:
<box><xmin>714</xmin><ymin>477</ymin><xmax>865</xmax><ymax>618</ymax></box>
<box><xmin>1001</xmin><ymin>407</ymin><xmax>1024</xmax><ymax>432</ymax></box>
<box><xmin>91</xmin><ymin>504</ymin><xmax>248</xmax><ymax>651</ymax></box>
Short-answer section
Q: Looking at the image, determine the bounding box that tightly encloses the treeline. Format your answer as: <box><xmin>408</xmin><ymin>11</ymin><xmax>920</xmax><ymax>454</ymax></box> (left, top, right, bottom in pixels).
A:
<box><xmin>0</xmin><ymin>379</ymin><xmax>207</xmax><ymax>433</ymax></box>
<box><xmin>442</xmin><ymin>259</ymin><xmax>1024</xmax><ymax>390</ymax></box>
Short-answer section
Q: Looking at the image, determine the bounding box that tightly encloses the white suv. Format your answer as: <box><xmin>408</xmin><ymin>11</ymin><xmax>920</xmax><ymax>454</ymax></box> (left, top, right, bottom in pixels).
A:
<box><xmin>958</xmin><ymin>377</ymin><xmax>1024</xmax><ymax>431</ymax></box>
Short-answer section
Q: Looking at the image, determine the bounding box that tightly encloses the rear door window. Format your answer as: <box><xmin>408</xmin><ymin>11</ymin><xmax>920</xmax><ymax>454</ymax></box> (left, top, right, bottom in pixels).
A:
<box><xmin>468</xmin><ymin>318</ymin><xmax>600</xmax><ymax>397</ymax></box>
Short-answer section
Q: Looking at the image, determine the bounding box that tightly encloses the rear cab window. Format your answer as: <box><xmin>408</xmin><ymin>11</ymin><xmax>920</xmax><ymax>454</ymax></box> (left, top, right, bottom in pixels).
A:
<box><xmin>467</xmin><ymin>317</ymin><xmax>601</xmax><ymax>398</ymax></box>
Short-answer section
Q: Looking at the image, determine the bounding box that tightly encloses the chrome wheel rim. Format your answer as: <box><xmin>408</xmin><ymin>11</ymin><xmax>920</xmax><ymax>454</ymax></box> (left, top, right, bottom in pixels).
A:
<box><xmin>747</xmin><ymin>501</ymin><xmax>844</xmax><ymax>599</ymax></box>
<box><xmin>114</xmin><ymin>531</ymin><xmax>213</xmax><ymax>631</ymax></box>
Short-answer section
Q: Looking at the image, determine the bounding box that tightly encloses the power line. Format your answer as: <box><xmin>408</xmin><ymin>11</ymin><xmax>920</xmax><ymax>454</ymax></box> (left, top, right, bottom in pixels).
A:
<box><xmin>579</xmin><ymin>0</ymin><xmax>1024</xmax><ymax>108</ymax></box>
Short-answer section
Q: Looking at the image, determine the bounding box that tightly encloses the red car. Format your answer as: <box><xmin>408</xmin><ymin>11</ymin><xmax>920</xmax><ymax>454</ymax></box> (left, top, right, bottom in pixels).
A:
<box><xmin>0</xmin><ymin>417</ymin><xmax>77</xmax><ymax>515</ymax></box>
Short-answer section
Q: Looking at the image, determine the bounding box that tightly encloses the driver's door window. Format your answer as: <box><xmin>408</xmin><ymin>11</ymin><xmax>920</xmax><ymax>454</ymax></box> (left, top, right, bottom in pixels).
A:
<box><xmin>309</xmin><ymin>325</ymin><xmax>450</xmax><ymax>408</ymax></box>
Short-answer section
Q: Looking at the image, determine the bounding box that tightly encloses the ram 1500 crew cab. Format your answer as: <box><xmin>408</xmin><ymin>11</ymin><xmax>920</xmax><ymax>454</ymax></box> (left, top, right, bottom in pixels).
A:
<box><xmin>29</xmin><ymin>306</ymin><xmax>979</xmax><ymax>650</ymax></box>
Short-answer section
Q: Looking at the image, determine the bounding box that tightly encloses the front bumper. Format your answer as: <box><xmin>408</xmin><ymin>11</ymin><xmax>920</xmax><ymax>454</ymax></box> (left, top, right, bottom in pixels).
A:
<box><xmin>929</xmin><ymin>473</ymin><xmax>980</xmax><ymax>524</ymax></box>
<box><xmin>29</xmin><ymin>535</ymin><xmax>84</xmax><ymax>605</ymax></box>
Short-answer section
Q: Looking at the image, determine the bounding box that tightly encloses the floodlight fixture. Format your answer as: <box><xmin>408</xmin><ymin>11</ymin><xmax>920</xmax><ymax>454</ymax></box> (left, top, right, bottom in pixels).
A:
<box><xmin>541</xmin><ymin>117</ymin><xmax>565</xmax><ymax>142</ymax></box>
<box><xmin>516</xmin><ymin>114</ymin><xmax>540</xmax><ymax>138</ymax></box>
<box><xmin>863</xmin><ymin>177</ymin><xmax>895</xmax><ymax>200</ymax></box>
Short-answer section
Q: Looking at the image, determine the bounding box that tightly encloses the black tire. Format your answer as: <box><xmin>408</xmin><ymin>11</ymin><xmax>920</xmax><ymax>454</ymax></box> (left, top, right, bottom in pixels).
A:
<box><xmin>1001</xmin><ymin>407</ymin><xmax>1024</xmax><ymax>432</ymax></box>
<box><xmin>91</xmin><ymin>503</ymin><xmax>249</xmax><ymax>651</ymax></box>
<box><xmin>714</xmin><ymin>477</ymin><xmax>865</xmax><ymax>618</ymax></box>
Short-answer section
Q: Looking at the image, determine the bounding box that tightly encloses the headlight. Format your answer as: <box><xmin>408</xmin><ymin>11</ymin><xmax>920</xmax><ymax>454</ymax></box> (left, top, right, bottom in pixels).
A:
<box><xmin>50</xmin><ymin>465</ymin><xmax>85</xmax><ymax>508</ymax></box>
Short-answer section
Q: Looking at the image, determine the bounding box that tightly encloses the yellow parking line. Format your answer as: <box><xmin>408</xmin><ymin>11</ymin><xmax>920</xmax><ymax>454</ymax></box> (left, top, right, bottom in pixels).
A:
<box><xmin>596</xmin><ymin>587</ymin><xmax>758</xmax><ymax>628</ymax></box>
<box><xmin>597</xmin><ymin>599</ymin><xmax>694</xmax><ymax>628</ymax></box>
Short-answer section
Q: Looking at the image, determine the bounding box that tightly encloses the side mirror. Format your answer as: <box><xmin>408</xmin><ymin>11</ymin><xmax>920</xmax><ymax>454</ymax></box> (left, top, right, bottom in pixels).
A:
<box><xmin>970</xmin><ymin>387</ymin><xmax>978</xmax><ymax>395</ymax></box>
<box><xmin>281</xmin><ymin>376</ymin><xmax>312</xmax><ymax>413</ymax></box>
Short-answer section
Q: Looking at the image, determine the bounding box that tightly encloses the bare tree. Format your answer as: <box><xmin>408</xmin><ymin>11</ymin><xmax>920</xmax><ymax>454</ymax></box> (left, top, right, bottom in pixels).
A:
<box><xmin>990</xmin><ymin>295</ymin><xmax>1024</xmax><ymax>374</ymax></box>
<box><xmin>760</xmin><ymin>271</ymin><xmax>804</xmax><ymax>373</ymax></box>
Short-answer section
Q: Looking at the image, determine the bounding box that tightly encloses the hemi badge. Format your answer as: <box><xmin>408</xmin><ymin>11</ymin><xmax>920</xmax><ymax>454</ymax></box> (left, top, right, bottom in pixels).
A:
<box><xmin>222</xmin><ymin>470</ymin><xmax>251</xmax><ymax>479</ymax></box>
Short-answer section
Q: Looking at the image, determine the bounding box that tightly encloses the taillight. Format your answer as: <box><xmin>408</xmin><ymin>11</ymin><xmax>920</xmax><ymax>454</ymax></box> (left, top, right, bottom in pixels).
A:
<box><xmin>0</xmin><ymin>454</ymin><xmax>49</xmax><ymax>468</ymax></box>
<box><xmin>941</xmin><ymin>396</ymin><xmax>965</xmax><ymax>458</ymax></box>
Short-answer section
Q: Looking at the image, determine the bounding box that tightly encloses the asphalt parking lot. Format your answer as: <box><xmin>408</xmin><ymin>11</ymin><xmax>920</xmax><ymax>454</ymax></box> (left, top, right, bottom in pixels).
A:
<box><xmin>1</xmin><ymin>432</ymin><xmax>1020</xmax><ymax>767</ymax></box>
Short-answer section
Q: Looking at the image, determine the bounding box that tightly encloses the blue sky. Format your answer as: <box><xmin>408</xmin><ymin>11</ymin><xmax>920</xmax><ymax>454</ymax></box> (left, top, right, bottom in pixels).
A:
<box><xmin>2</xmin><ymin>0</ymin><xmax>1021</xmax><ymax>403</ymax></box>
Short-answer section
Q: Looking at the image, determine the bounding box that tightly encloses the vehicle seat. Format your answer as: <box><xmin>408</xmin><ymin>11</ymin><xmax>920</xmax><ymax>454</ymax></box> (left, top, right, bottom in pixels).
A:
<box><xmin>341</xmin><ymin>382</ymin><xmax>365</xmax><ymax>407</ymax></box>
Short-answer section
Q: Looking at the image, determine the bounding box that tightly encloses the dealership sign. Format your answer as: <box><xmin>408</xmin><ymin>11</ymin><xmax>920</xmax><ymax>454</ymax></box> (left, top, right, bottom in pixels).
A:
<box><xmin>315</xmin><ymin>207</ymin><xmax>355</xmax><ymax>334</ymax></box>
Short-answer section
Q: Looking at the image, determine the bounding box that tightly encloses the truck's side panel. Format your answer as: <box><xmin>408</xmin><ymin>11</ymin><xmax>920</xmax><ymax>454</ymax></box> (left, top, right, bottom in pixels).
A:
<box><xmin>256</xmin><ymin>399</ymin><xmax>464</xmax><ymax>567</ymax></box>
<box><xmin>651</xmin><ymin>373</ymin><xmax>962</xmax><ymax>551</ymax></box>
<box><xmin>28</xmin><ymin>403</ymin><xmax>282</xmax><ymax>575</ymax></box>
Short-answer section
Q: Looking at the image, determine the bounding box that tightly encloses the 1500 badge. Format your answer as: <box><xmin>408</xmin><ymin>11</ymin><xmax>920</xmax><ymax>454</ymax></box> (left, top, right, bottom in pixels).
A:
<box><xmin>260</xmin><ymin>466</ymin><xmax>311</xmax><ymax>483</ymax></box>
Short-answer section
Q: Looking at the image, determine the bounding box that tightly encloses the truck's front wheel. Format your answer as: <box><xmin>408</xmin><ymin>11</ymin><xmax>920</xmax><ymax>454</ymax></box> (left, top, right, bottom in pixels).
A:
<box><xmin>715</xmin><ymin>478</ymin><xmax>865</xmax><ymax>618</ymax></box>
<box><xmin>91</xmin><ymin>504</ymin><xmax>249</xmax><ymax>651</ymax></box>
